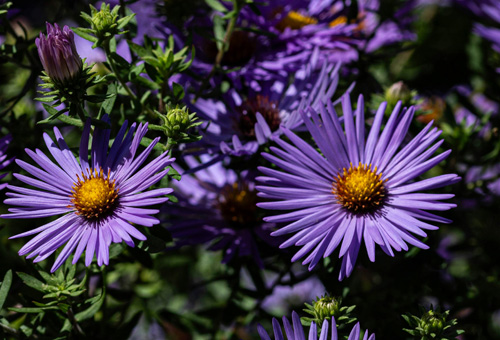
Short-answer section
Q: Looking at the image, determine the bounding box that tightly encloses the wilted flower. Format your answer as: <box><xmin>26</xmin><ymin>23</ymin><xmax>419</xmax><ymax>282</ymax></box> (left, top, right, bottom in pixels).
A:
<box><xmin>257</xmin><ymin>311</ymin><xmax>374</xmax><ymax>340</ymax></box>
<box><xmin>257</xmin><ymin>94</ymin><xmax>460</xmax><ymax>280</ymax></box>
<box><xmin>2</xmin><ymin>116</ymin><xmax>174</xmax><ymax>272</ymax></box>
<box><xmin>35</xmin><ymin>23</ymin><xmax>83</xmax><ymax>84</ymax></box>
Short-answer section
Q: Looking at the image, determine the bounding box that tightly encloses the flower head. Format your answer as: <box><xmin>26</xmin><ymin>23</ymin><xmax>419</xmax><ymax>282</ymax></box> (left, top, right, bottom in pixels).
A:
<box><xmin>192</xmin><ymin>59</ymin><xmax>344</xmax><ymax>157</ymax></box>
<box><xmin>35</xmin><ymin>23</ymin><xmax>83</xmax><ymax>84</ymax></box>
<box><xmin>257</xmin><ymin>94</ymin><xmax>460</xmax><ymax>280</ymax></box>
<box><xmin>2</xmin><ymin>116</ymin><xmax>174</xmax><ymax>272</ymax></box>
<box><xmin>165</xmin><ymin>156</ymin><xmax>278</xmax><ymax>267</ymax></box>
<box><xmin>257</xmin><ymin>311</ymin><xmax>374</xmax><ymax>340</ymax></box>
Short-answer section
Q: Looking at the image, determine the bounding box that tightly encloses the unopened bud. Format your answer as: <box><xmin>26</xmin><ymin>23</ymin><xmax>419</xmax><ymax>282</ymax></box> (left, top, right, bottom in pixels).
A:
<box><xmin>385</xmin><ymin>81</ymin><xmax>412</xmax><ymax>107</ymax></box>
<box><xmin>165</xmin><ymin>106</ymin><xmax>191</xmax><ymax>138</ymax></box>
<box><xmin>420</xmin><ymin>310</ymin><xmax>446</xmax><ymax>335</ymax></box>
<box><xmin>91</xmin><ymin>4</ymin><xmax>118</xmax><ymax>38</ymax></box>
<box><xmin>35</xmin><ymin>23</ymin><xmax>82</xmax><ymax>84</ymax></box>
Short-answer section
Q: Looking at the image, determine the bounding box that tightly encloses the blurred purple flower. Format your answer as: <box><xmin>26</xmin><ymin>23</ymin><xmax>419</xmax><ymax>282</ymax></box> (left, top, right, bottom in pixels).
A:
<box><xmin>455</xmin><ymin>0</ymin><xmax>500</xmax><ymax>72</ymax></box>
<box><xmin>257</xmin><ymin>311</ymin><xmax>374</xmax><ymax>340</ymax></box>
<box><xmin>257</xmin><ymin>94</ymin><xmax>460</xmax><ymax>280</ymax></box>
<box><xmin>2</xmin><ymin>116</ymin><xmax>174</xmax><ymax>272</ymax></box>
<box><xmin>166</xmin><ymin>156</ymin><xmax>279</xmax><ymax>267</ymax></box>
<box><xmin>0</xmin><ymin>133</ymin><xmax>13</xmax><ymax>191</ymax></box>
<box><xmin>261</xmin><ymin>275</ymin><xmax>325</xmax><ymax>315</ymax></box>
<box><xmin>192</xmin><ymin>58</ymin><xmax>345</xmax><ymax>157</ymax></box>
<box><xmin>35</xmin><ymin>23</ymin><xmax>82</xmax><ymax>83</ymax></box>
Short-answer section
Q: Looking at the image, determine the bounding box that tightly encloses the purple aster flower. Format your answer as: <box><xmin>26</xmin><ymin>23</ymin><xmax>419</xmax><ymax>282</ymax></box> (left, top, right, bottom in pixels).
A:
<box><xmin>165</xmin><ymin>156</ymin><xmax>279</xmax><ymax>267</ymax></box>
<box><xmin>0</xmin><ymin>133</ymin><xmax>13</xmax><ymax>190</ymax></box>
<box><xmin>257</xmin><ymin>311</ymin><xmax>374</xmax><ymax>340</ymax></box>
<box><xmin>192</xmin><ymin>58</ymin><xmax>345</xmax><ymax>157</ymax></box>
<box><xmin>236</xmin><ymin>0</ymin><xmax>415</xmax><ymax>75</ymax></box>
<box><xmin>257</xmin><ymin>94</ymin><xmax>460</xmax><ymax>280</ymax></box>
<box><xmin>455</xmin><ymin>0</ymin><xmax>500</xmax><ymax>72</ymax></box>
<box><xmin>35</xmin><ymin>23</ymin><xmax>83</xmax><ymax>83</ymax></box>
<box><xmin>2</xmin><ymin>116</ymin><xmax>174</xmax><ymax>272</ymax></box>
<box><xmin>261</xmin><ymin>275</ymin><xmax>325</xmax><ymax>315</ymax></box>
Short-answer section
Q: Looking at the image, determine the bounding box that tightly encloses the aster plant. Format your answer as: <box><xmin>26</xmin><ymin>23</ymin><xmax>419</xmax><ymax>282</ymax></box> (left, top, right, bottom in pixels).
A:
<box><xmin>258</xmin><ymin>311</ymin><xmax>374</xmax><ymax>340</ymax></box>
<box><xmin>257</xmin><ymin>94</ymin><xmax>460</xmax><ymax>280</ymax></box>
<box><xmin>1</xmin><ymin>116</ymin><xmax>174</xmax><ymax>272</ymax></box>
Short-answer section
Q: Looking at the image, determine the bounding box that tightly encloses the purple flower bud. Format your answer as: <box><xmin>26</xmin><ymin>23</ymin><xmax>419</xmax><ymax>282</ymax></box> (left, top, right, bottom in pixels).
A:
<box><xmin>35</xmin><ymin>23</ymin><xmax>83</xmax><ymax>83</ymax></box>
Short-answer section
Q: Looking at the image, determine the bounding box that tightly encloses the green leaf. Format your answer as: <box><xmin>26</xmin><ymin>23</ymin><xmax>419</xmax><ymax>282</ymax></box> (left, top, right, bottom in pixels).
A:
<box><xmin>139</xmin><ymin>137</ymin><xmax>167</xmax><ymax>152</ymax></box>
<box><xmin>35</xmin><ymin>96</ymin><xmax>58</xmax><ymax>102</ymax></box>
<box><xmin>172</xmin><ymin>82</ymin><xmax>185</xmax><ymax>100</ymax></box>
<box><xmin>17</xmin><ymin>272</ymin><xmax>45</xmax><ymax>292</ymax></box>
<box><xmin>134</xmin><ymin>76</ymin><xmax>161</xmax><ymax>90</ymax></box>
<box><xmin>168</xmin><ymin>165</ymin><xmax>181</xmax><ymax>181</ymax></box>
<box><xmin>55</xmin><ymin>115</ymin><xmax>84</xmax><ymax>127</ymax></box>
<box><xmin>99</xmin><ymin>83</ymin><xmax>117</xmax><ymax>116</ymax></box>
<box><xmin>205</xmin><ymin>0</ymin><xmax>227</xmax><ymax>12</ymax></box>
<box><xmin>213</xmin><ymin>15</ymin><xmax>225</xmax><ymax>51</ymax></box>
<box><xmin>74</xmin><ymin>291</ymin><xmax>105</xmax><ymax>322</ymax></box>
<box><xmin>72</xmin><ymin>27</ymin><xmax>98</xmax><ymax>43</ymax></box>
<box><xmin>117</xmin><ymin>13</ymin><xmax>136</xmax><ymax>30</ymax></box>
<box><xmin>0</xmin><ymin>270</ymin><xmax>12</xmax><ymax>310</ymax></box>
<box><xmin>84</xmin><ymin>94</ymin><xmax>107</xmax><ymax>103</ymax></box>
<box><xmin>80</xmin><ymin>12</ymin><xmax>94</xmax><ymax>25</ymax></box>
<box><xmin>128</xmin><ymin>41</ymin><xmax>150</xmax><ymax>58</ymax></box>
<box><xmin>9</xmin><ymin>306</ymin><xmax>58</xmax><ymax>313</ymax></box>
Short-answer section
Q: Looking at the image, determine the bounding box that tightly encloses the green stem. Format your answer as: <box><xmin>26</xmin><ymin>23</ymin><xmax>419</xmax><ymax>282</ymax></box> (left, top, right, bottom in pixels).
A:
<box><xmin>103</xmin><ymin>43</ymin><xmax>137</xmax><ymax>100</ymax></box>
<box><xmin>103</xmin><ymin>42</ymin><xmax>157</xmax><ymax>117</ymax></box>
<box><xmin>76</xmin><ymin>102</ymin><xmax>87</xmax><ymax>123</ymax></box>
<box><xmin>194</xmin><ymin>0</ymin><xmax>242</xmax><ymax>100</ymax></box>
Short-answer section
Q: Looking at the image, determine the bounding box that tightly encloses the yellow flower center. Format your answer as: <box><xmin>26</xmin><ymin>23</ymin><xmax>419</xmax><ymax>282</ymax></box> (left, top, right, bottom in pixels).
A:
<box><xmin>217</xmin><ymin>182</ymin><xmax>258</xmax><ymax>228</ymax></box>
<box><xmin>332</xmin><ymin>163</ymin><xmax>386</xmax><ymax>213</ymax></box>
<box><xmin>276</xmin><ymin>11</ymin><xmax>318</xmax><ymax>31</ymax></box>
<box><xmin>329</xmin><ymin>16</ymin><xmax>347</xmax><ymax>27</ymax></box>
<box><xmin>70</xmin><ymin>168</ymin><xmax>119</xmax><ymax>220</ymax></box>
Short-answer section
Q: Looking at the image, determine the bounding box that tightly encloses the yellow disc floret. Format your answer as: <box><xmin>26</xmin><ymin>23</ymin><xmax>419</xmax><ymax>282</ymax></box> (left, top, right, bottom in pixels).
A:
<box><xmin>70</xmin><ymin>168</ymin><xmax>119</xmax><ymax>219</ymax></box>
<box><xmin>329</xmin><ymin>16</ymin><xmax>347</xmax><ymax>27</ymax></box>
<box><xmin>217</xmin><ymin>182</ymin><xmax>258</xmax><ymax>228</ymax></box>
<box><xmin>332</xmin><ymin>162</ymin><xmax>386</xmax><ymax>213</ymax></box>
<box><xmin>276</xmin><ymin>11</ymin><xmax>318</xmax><ymax>31</ymax></box>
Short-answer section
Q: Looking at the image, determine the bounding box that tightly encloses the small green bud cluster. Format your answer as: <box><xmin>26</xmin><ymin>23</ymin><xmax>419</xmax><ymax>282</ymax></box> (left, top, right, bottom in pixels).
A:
<box><xmin>166</xmin><ymin>107</ymin><xmax>191</xmax><ymax>137</ymax></box>
<box><xmin>92</xmin><ymin>5</ymin><xmax>116</xmax><ymax>35</ymax></box>
<box><xmin>149</xmin><ymin>106</ymin><xmax>203</xmax><ymax>146</ymax></box>
<box><xmin>78</xmin><ymin>3</ymin><xmax>135</xmax><ymax>47</ymax></box>
<box><xmin>141</xmin><ymin>36</ymin><xmax>194</xmax><ymax>81</ymax></box>
<box><xmin>301</xmin><ymin>295</ymin><xmax>356</xmax><ymax>329</ymax></box>
<box><xmin>370</xmin><ymin>81</ymin><xmax>420</xmax><ymax>114</ymax></box>
<box><xmin>403</xmin><ymin>307</ymin><xmax>465</xmax><ymax>340</ymax></box>
<box><xmin>385</xmin><ymin>81</ymin><xmax>413</xmax><ymax>108</ymax></box>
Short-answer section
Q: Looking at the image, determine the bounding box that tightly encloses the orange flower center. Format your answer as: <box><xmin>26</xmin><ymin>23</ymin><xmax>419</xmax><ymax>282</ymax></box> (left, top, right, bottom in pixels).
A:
<box><xmin>276</xmin><ymin>11</ymin><xmax>318</xmax><ymax>31</ymax></box>
<box><xmin>70</xmin><ymin>168</ymin><xmax>119</xmax><ymax>220</ymax></box>
<box><xmin>217</xmin><ymin>182</ymin><xmax>258</xmax><ymax>228</ymax></box>
<box><xmin>332</xmin><ymin>163</ymin><xmax>386</xmax><ymax>213</ymax></box>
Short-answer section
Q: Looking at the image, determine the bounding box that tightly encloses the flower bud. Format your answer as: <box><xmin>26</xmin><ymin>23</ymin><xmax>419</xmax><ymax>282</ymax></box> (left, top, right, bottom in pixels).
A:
<box><xmin>420</xmin><ymin>310</ymin><xmax>446</xmax><ymax>335</ymax></box>
<box><xmin>385</xmin><ymin>81</ymin><xmax>412</xmax><ymax>107</ymax></box>
<box><xmin>165</xmin><ymin>106</ymin><xmax>191</xmax><ymax>138</ymax></box>
<box><xmin>302</xmin><ymin>295</ymin><xmax>356</xmax><ymax>328</ymax></box>
<box><xmin>91</xmin><ymin>4</ymin><xmax>118</xmax><ymax>39</ymax></box>
<box><xmin>35</xmin><ymin>23</ymin><xmax>82</xmax><ymax>84</ymax></box>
